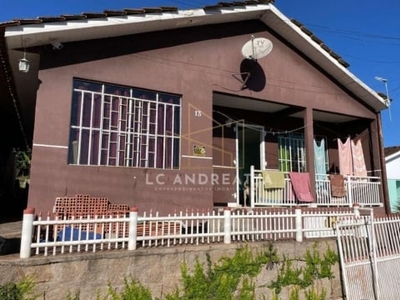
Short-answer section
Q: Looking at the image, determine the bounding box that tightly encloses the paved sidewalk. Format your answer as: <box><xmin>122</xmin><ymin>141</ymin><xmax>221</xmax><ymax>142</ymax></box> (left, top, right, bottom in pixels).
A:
<box><xmin>0</xmin><ymin>221</ymin><xmax>22</xmax><ymax>238</ymax></box>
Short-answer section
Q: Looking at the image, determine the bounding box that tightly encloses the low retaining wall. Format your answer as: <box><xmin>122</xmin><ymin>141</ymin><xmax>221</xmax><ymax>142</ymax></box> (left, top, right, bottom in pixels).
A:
<box><xmin>0</xmin><ymin>240</ymin><xmax>343</xmax><ymax>299</ymax></box>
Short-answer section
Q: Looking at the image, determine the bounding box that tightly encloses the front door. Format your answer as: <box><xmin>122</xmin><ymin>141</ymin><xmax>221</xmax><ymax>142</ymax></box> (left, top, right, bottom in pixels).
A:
<box><xmin>236</xmin><ymin>124</ymin><xmax>265</xmax><ymax>206</ymax></box>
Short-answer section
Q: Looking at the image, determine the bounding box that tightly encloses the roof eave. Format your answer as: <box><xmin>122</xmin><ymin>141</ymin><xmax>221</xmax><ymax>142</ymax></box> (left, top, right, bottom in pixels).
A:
<box><xmin>262</xmin><ymin>6</ymin><xmax>387</xmax><ymax>113</ymax></box>
<box><xmin>4</xmin><ymin>5</ymin><xmax>269</xmax><ymax>49</ymax></box>
<box><xmin>386</xmin><ymin>151</ymin><xmax>400</xmax><ymax>162</ymax></box>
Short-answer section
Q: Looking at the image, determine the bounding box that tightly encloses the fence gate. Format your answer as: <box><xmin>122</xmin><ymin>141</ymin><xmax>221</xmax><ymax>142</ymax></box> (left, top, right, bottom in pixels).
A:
<box><xmin>336</xmin><ymin>214</ymin><xmax>400</xmax><ymax>300</ymax></box>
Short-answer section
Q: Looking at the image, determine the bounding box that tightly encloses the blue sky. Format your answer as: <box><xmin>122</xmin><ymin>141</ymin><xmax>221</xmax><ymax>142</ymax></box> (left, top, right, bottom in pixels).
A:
<box><xmin>1</xmin><ymin>0</ymin><xmax>399</xmax><ymax>147</ymax></box>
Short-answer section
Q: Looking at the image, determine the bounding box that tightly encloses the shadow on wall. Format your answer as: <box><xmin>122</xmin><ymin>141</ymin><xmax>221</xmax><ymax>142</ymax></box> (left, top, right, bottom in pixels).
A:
<box><xmin>240</xmin><ymin>59</ymin><xmax>266</xmax><ymax>92</ymax></box>
<box><xmin>0</xmin><ymin>181</ymin><xmax>29</xmax><ymax>223</ymax></box>
<box><xmin>0</xmin><ymin>237</ymin><xmax>20</xmax><ymax>255</ymax></box>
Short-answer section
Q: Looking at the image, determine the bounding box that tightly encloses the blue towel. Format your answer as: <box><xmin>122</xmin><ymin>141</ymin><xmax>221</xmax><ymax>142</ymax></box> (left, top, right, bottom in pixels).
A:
<box><xmin>57</xmin><ymin>226</ymin><xmax>102</xmax><ymax>241</ymax></box>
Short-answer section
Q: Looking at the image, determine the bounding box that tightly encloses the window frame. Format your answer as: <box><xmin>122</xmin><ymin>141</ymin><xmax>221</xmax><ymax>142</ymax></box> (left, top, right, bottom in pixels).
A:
<box><xmin>68</xmin><ymin>79</ymin><xmax>181</xmax><ymax>170</ymax></box>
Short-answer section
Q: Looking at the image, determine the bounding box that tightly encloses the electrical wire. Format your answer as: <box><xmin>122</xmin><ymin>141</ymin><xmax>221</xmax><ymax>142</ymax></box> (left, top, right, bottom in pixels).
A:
<box><xmin>133</xmin><ymin>53</ymin><xmax>359</xmax><ymax>99</ymax></box>
<box><xmin>304</xmin><ymin>24</ymin><xmax>400</xmax><ymax>41</ymax></box>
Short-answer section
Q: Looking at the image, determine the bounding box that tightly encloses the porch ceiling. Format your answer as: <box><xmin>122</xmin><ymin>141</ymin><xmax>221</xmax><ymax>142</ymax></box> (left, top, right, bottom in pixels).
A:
<box><xmin>214</xmin><ymin>92</ymin><xmax>289</xmax><ymax>113</ymax></box>
<box><xmin>213</xmin><ymin>93</ymin><xmax>358</xmax><ymax>124</ymax></box>
<box><xmin>291</xmin><ymin>110</ymin><xmax>358</xmax><ymax>123</ymax></box>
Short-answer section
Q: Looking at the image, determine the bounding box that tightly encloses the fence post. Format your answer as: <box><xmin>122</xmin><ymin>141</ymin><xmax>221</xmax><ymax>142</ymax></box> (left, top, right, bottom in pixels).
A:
<box><xmin>224</xmin><ymin>207</ymin><xmax>231</xmax><ymax>244</ymax></box>
<box><xmin>347</xmin><ymin>176</ymin><xmax>353</xmax><ymax>207</ymax></box>
<box><xmin>20</xmin><ymin>207</ymin><xmax>35</xmax><ymax>258</ymax></box>
<box><xmin>128</xmin><ymin>207</ymin><xmax>138</xmax><ymax>251</ymax></box>
<box><xmin>295</xmin><ymin>206</ymin><xmax>303</xmax><ymax>242</ymax></box>
<box><xmin>353</xmin><ymin>203</ymin><xmax>360</xmax><ymax>218</ymax></box>
<box><xmin>250</xmin><ymin>165</ymin><xmax>255</xmax><ymax>208</ymax></box>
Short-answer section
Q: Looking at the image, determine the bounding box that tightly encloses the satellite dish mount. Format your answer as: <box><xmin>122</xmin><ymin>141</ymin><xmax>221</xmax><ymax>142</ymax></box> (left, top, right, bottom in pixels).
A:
<box><xmin>233</xmin><ymin>35</ymin><xmax>273</xmax><ymax>89</ymax></box>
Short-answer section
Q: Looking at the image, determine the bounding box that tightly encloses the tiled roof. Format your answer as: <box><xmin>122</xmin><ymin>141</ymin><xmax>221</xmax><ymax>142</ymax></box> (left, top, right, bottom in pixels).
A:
<box><xmin>0</xmin><ymin>6</ymin><xmax>181</xmax><ymax>27</ymax></box>
<box><xmin>0</xmin><ymin>0</ymin><xmax>349</xmax><ymax>68</ymax></box>
<box><xmin>385</xmin><ymin>146</ymin><xmax>400</xmax><ymax>157</ymax></box>
<box><xmin>290</xmin><ymin>19</ymin><xmax>349</xmax><ymax>68</ymax></box>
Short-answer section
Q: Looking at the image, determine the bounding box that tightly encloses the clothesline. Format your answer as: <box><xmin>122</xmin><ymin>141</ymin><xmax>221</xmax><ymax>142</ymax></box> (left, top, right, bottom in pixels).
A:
<box><xmin>333</xmin><ymin>134</ymin><xmax>359</xmax><ymax>142</ymax></box>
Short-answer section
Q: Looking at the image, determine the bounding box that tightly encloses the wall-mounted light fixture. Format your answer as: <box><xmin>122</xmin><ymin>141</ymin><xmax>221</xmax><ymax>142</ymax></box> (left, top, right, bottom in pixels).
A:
<box><xmin>18</xmin><ymin>49</ymin><xmax>30</xmax><ymax>73</ymax></box>
<box><xmin>51</xmin><ymin>40</ymin><xmax>64</xmax><ymax>50</ymax></box>
<box><xmin>375</xmin><ymin>76</ymin><xmax>392</xmax><ymax>121</ymax></box>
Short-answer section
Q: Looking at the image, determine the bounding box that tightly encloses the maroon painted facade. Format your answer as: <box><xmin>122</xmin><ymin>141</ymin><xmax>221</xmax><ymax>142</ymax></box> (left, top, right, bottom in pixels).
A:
<box><xmin>24</xmin><ymin>20</ymin><xmax>386</xmax><ymax>215</ymax></box>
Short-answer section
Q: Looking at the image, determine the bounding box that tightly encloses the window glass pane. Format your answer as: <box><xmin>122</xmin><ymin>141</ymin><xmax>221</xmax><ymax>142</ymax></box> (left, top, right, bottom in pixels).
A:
<box><xmin>148</xmin><ymin>137</ymin><xmax>155</xmax><ymax>168</ymax></box>
<box><xmin>90</xmin><ymin>131</ymin><xmax>100</xmax><ymax>165</ymax></box>
<box><xmin>159</xmin><ymin>94</ymin><xmax>180</xmax><ymax>105</ymax></box>
<box><xmin>174</xmin><ymin>107</ymin><xmax>180</xmax><ymax>135</ymax></box>
<box><xmin>278</xmin><ymin>133</ymin><xmax>306</xmax><ymax>172</ymax></box>
<box><xmin>80</xmin><ymin>129</ymin><xmax>90</xmax><ymax>165</ymax></box>
<box><xmin>82</xmin><ymin>93</ymin><xmax>92</xmax><ymax>128</ymax></box>
<box><xmin>110</xmin><ymin>97</ymin><xmax>119</xmax><ymax>129</ymax></box>
<box><xmin>173</xmin><ymin>138</ymin><xmax>180</xmax><ymax>169</ymax></box>
<box><xmin>157</xmin><ymin>104</ymin><xmax>165</xmax><ymax>135</ymax></box>
<box><xmin>149</xmin><ymin>103</ymin><xmax>157</xmax><ymax>135</ymax></box>
<box><xmin>104</xmin><ymin>85</ymin><xmax>129</xmax><ymax>96</ymax></box>
<box><xmin>133</xmin><ymin>89</ymin><xmax>156</xmax><ymax>101</ymax></box>
<box><xmin>156</xmin><ymin>137</ymin><xmax>164</xmax><ymax>168</ymax></box>
<box><xmin>70</xmin><ymin>93</ymin><xmax>82</xmax><ymax>126</ymax></box>
<box><xmin>75</xmin><ymin>80</ymin><xmax>102</xmax><ymax>93</ymax></box>
<box><xmin>103</xmin><ymin>97</ymin><xmax>111</xmax><ymax>130</ymax></box>
<box><xmin>119</xmin><ymin>135</ymin><xmax>126</xmax><ymax>166</ymax></box>
<box><xmin>92</xmin><ymin>95</ymin><xmax>102</xmax><ymax>128</ymax></box>
<box><xmin>68</xmin><ymin>128</ymin><xmax>80</xmax><ymax>164</ymax></box>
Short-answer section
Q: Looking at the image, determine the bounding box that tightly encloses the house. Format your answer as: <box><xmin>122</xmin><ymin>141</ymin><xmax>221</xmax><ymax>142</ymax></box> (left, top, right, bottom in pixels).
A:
<box><xmin>385</xmin><ymin>146</ymin><xmax>400</xmax><ymax>212</ymax></box>
<box><xmin>0</xmin><ymin>1</ymin><xmax>390</xmax><ymax>217</ymax></box>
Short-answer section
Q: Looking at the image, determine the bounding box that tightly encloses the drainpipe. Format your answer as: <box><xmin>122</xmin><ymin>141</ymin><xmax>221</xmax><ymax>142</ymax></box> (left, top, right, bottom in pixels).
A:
<box><xmin>376</xmin><ymin>113</ymin><xmax>390</xmax><ymax>214</ymax></box>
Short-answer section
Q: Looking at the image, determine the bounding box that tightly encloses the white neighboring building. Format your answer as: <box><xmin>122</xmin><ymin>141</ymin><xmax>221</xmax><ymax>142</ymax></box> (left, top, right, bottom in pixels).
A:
<box><xmin>385</xmin><ymin>147</ymin><xmax>400</xmax><ymax>212</ymax></box>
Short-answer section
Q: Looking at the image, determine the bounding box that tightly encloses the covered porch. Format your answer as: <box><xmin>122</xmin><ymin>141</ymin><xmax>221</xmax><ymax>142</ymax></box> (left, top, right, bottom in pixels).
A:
<box><xmin>212</xmin><ymin>92</ymin><xmax>388</xmax><ymax>210</ymax></box>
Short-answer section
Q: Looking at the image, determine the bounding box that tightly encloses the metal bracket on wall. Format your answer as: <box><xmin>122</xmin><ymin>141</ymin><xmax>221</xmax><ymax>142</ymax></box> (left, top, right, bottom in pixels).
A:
<box><xmin>232</xmin><ymin>72</ymin><xmax>251</xmax><ymax>90</ymax></box>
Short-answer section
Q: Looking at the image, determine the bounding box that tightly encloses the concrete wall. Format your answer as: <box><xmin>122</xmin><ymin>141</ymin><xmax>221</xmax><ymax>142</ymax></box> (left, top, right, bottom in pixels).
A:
<box><xmin>386</xmin><ymin>153</ymin><xmax>400</xmax><ymax>179</ymax></box>
<box><xmin>386</xmin><ymin>153</ymin><xmax>400</xmax><ymax>212</ymax></box>
<box><xmin>388</xmin><ymin>179</ymin><xmax>400</xmax><ymax>212</ymax></box>
<box><xmin>0</xmin><ymin>240</ymin><xmax>343</xmax><ymax>300</ymax></box>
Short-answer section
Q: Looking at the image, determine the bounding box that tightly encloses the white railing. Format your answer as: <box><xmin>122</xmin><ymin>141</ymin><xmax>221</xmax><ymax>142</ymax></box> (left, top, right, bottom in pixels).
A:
<box><xmin>20</xmin><ymin>205</ymin><xmax>358</xmax><ymax>258</ymax></box>
<box><xmin>249</xmin><ymin>166</ymin><xmax>382</xmax><ymax>207</ymax></box>
<box><xmin>336</xmin><ymin>210</ymin><xmax>400</xmax><ymax>300</ymax></box>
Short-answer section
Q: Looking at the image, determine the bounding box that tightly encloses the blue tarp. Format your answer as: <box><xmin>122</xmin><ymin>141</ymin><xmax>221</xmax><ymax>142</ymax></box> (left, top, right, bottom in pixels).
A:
<box><xmin>57</xmin><ymin>227</ymin><xmax>102</xmax><ymax>241</ymax></box>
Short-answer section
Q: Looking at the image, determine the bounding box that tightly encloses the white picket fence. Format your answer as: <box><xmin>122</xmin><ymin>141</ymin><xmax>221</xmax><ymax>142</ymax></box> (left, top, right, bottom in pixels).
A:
<box><xmin>20</xmin><ymin>206</ymin><xmax>359</xmax><ymax>258</ymax></box>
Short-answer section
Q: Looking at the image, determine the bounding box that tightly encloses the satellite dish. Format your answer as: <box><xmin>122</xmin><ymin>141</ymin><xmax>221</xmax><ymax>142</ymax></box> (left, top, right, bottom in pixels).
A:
<box><xmin>241</xmin><ymin>36</ymin><xmax>273</xmax><ymax>61</ymax></box>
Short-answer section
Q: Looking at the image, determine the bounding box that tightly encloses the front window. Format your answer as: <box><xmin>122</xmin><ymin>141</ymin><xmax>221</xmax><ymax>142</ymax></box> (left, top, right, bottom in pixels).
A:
<box><xmin>68</xmin><ymin>79</ymin><xmax>181</xmax><ymax>169</ymax></box>
<box><xmin>278</xmin><ymin>133</ymin><xmax>328</xmax><ymax>173</ymax></box>
<box><xmin>278</xmin><ymin>133</ymin><xmax>306</xmax><ymax>172</ymax></box>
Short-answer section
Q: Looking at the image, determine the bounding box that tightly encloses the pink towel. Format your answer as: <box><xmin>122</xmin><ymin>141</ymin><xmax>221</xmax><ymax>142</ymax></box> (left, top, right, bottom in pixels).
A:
<box><xmin>338</xmin><ymin>137</ymin><xmax>353</xmax><ymax>176</ymax></box>
<box><xmin>289</xmin><ymin>172</ymin><xmax>314</xmax><ymax>202</ymax></box>
<box><xmin>351</xmin><ymin>139</ymin><xmax>367</xmax><ymax>177</ymax></box>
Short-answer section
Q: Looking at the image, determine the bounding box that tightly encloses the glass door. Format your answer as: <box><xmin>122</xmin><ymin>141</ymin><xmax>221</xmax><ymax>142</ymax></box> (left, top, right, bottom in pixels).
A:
<box><xmin>236</xmin><ymin>124</ymin><xmax>265</xmax><ymax>206</ymax></box>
